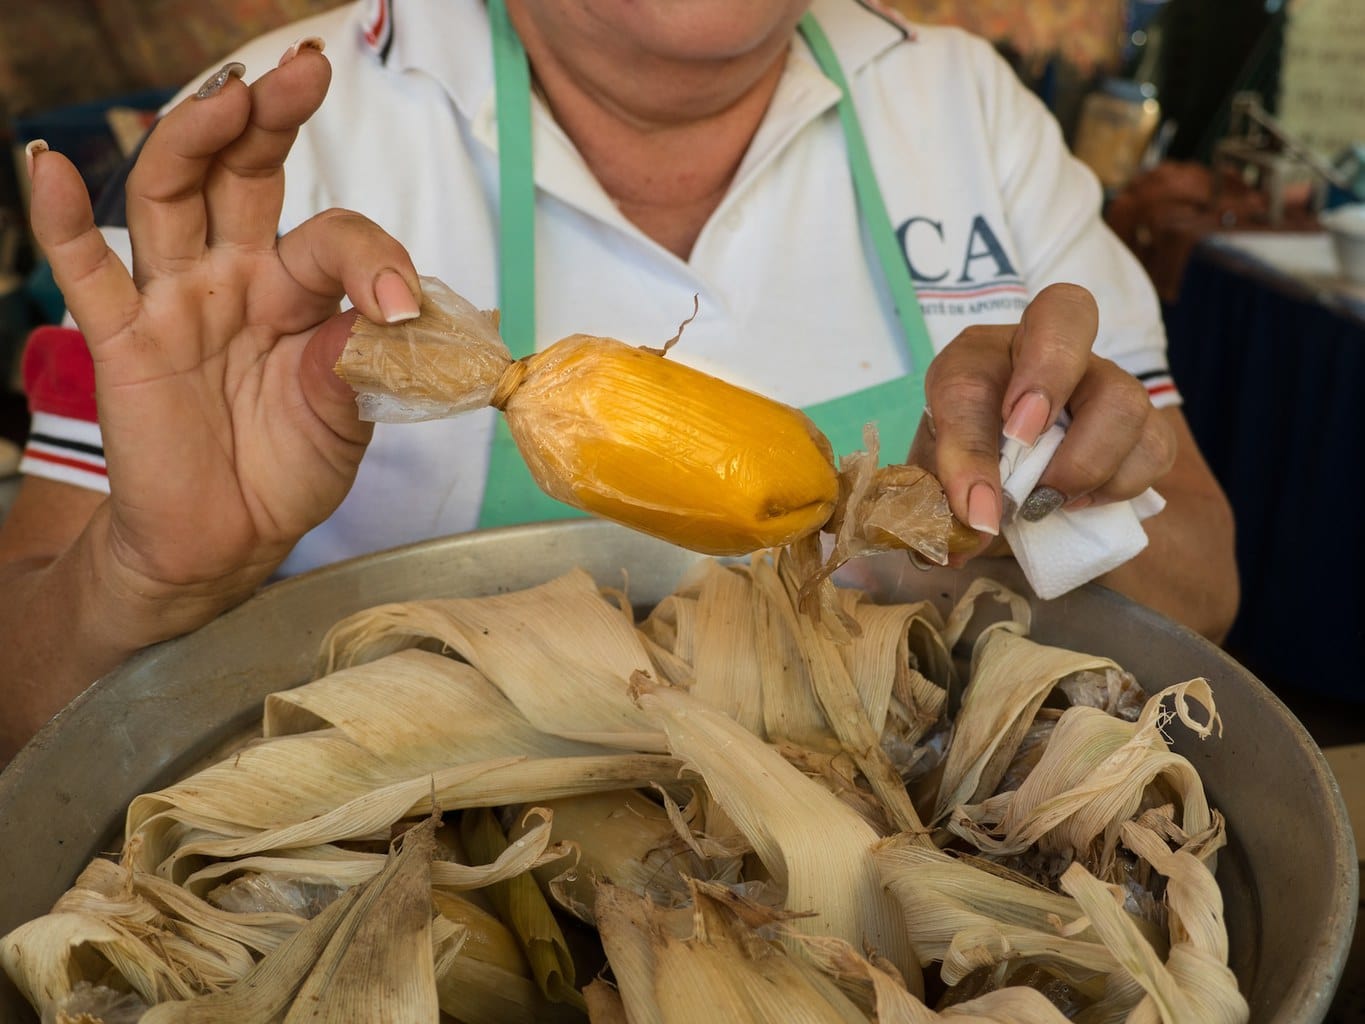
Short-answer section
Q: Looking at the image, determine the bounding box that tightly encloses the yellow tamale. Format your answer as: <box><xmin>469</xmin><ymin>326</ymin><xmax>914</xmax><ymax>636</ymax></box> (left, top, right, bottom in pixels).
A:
<box><xmin>337</xmin><ymin>278</ymin><xmax>838</xmax><ymax>555</ymax></box>
<box><xmin>498</xmin><ymin>334</ymin><xmax>837</xmax><ymax>555</ymax></box>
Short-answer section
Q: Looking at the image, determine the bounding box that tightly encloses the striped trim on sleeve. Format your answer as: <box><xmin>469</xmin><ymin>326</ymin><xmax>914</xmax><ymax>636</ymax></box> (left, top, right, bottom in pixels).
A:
<box><xmin>1134</xmin><ymin>368</ymin><xmax>1181</xmax><ymax>409</ymax></box>
<box><xmin>19</xmin><ymin>325</ymin><xmax>110</xmax><ymax>493</ymax></box>
<box><xmin>19</xmin><ymin>412</ymin><xmax>110</xmax><ymax>491</ymax></box>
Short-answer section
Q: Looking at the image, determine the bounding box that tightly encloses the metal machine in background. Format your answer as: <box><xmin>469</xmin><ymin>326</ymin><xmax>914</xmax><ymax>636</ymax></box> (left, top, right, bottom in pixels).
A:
<box><xmin>1214</xmin><ymin>91</ymin><xmax>1365</xmax><ymax>224</ymax></box>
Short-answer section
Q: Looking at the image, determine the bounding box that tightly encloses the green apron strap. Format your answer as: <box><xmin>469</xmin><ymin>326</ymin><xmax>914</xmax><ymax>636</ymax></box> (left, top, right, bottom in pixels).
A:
<box><xmin>795</xmin><ymin>13</ymin><xmax>930</xmax><ymax>462</ymax></box>
<box><xmin>478</xmin><ymin>0</ymin><xmax>583</xmax><ymax>528</ymax></box>
<box><xmin>489</xmin><ymin>0</ymin><xmax>535</xmax><ymax>355</ymax></box>
<box><xmin>796</xmin><ymin>13</ymin><xmax>935</xmax><ymax>385</ymax></box>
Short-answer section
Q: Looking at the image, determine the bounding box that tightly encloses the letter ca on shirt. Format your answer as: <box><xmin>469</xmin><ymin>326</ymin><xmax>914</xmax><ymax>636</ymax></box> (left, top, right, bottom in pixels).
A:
<box><xmin>895</xmin><ymin>214</ymin><xmax>1030</xmax><ymax>319</ymax></box>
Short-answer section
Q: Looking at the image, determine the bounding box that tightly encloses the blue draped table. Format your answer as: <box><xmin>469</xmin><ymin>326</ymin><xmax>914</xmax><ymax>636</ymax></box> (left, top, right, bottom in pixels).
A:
<box><xmin>1163</xmin><ymin>235</ymin><xmax>1365</xmax><ymax>700</ymax></box>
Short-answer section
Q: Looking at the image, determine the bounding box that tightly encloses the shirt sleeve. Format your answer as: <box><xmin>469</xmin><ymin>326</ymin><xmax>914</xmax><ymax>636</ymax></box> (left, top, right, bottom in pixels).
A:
<box><xmin>17</xmin><ymin>220</ymin><xmax>133</xmax><ymax>492</ymax></box>
<box><xmin>19</xmin><ymin>323</ymin><xmax>109</xmax><ymax>491</ymax></box>
<box><xmin>970</xmin><ymin>38</ymin><xmax>1181</xmax><ymax>409</ymax></box>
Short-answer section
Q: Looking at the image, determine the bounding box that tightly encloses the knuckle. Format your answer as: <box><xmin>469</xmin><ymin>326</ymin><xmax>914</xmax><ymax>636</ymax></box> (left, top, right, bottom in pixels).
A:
<box><xmin>951</xmin><ymin>323</ymin><xmax>1011</xmax><ymax>351</ymax></box>
<box><xmin>1037</xmin><ymin>281</ymin><xmax>1098</xmax><ymax>316</ymax></box>
<box><xmin>313</xmin><ymin>207</ymin><xmax>376</xmax><ymax>233</ymax></box>
<box><xmin>926</xmin><ymin>365</ymin><xmax>999</xmax><ymax>418</ymax></box>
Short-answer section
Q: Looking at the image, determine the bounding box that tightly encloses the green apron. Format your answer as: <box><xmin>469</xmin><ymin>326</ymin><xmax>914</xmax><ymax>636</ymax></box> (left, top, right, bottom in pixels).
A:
<box><xmin>478</xmin><ymin>1</ymin><xmax>933</xmax><ymax>529</ymax></box>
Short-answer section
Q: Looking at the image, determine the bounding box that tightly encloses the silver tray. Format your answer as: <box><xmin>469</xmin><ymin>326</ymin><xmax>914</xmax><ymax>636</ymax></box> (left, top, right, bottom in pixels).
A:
<box><xmin>0</xmin><ymin>520</ymin><xmax>1355</xmax><ymax>1021</ymax></box>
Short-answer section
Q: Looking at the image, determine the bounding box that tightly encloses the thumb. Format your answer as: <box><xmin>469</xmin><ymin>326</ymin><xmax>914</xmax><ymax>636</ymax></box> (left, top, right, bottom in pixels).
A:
<box><xmin>300</xmin><ymin>309</ymin><xmax>372</xmax><ymax>445</ymax></box>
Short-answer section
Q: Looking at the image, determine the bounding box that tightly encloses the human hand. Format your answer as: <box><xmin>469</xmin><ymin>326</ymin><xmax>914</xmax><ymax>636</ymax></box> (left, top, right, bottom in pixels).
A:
<box><xmin>907</xmin><ymin>283</ymin><xmax>1177</xmax><ymax>563</ymax></box>
<box><xmin>25</xmin><ymin>44</ymin><xmax>421</xmax><ymax>631</ymax></box>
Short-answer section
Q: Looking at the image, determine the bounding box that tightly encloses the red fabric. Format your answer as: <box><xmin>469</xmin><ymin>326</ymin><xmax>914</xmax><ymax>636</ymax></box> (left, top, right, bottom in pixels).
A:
<box><xmin>21</xmin><ymin>326</ymin><xmax>97</xmax><ymax>422</ymax></box>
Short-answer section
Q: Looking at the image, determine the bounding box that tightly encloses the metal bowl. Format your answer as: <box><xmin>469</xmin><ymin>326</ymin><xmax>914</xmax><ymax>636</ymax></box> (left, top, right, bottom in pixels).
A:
<box><xmin>0</xmin><ymin>520</ymin><xmax>1355</xmax><ymax>1021</ymax></box>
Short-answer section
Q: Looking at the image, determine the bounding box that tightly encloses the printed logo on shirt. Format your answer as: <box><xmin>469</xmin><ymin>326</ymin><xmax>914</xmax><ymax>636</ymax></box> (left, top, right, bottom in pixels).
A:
<box><xmin>895</xmin><ymin>214</ymin><xmax>1028</xmax><ymax>318</ymax></box>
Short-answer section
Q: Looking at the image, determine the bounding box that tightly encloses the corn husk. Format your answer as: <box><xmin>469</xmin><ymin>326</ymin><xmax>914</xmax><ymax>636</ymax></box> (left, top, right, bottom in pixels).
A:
<box><xmin>634</xmin><ymin>678</ymin><xmax>922</xmax><ymax>991</ymax></box>
<box><xmin>459</xmin><ymin>807</ymin><xmax>587</xmax><ymax>1011</ymax></box>
<box><xmin>947</xmin><ymin>681</ymin><xmax>1221</xmax><ymax>875</ymax></box>
<box><xmin>595</xmin><ymin>880</ymin><xmax>870</xmax><ymax>1024</ymax></box>
<box><xmin>933</xmin><ymin>629</ymin><xmax>1120</xmax><ymax>820</ymax></box>
<box><xmin>4</xmin><ymin>562</ymin><xmax>1248</xmax><ymax>1024</ymax></box>
<box><xmin>792</xmin><ymin>931</ymin><xmax>1077</xmax><ymax>1024</ymax></box>
<box><xmin>137</xmin><ymin>884</ymin><xmax>365</xmax><ymax>1024</ymax></box>
<box><xmin>791</xmin><ymin>426</ymin><xmax>981</xmax><ymax>631</ymax></box>
<box><xmin>874</xmin><ymin>835</ymin><xmax>1157</xmax><ymax>992</ymax></box>
<box><xmin>319</xmin><ymin>570</ymin><xmax>664</xmax><ymax>750</ymax></box>
<box><xmin>1058</xmin><ymin>824</ymin><xmax>1248</xmax><ymax>1024</ymax></box>
<box><xmin>653</xmin><ymin>561</ymin><xmax>767</xmax><ymax>735</ymax></box>
<box><xmin>584</xmin><ymin>978</ymin><xmax>630</xmax><ymax>1023</ymax></box>
<box><xmin>429</xmin><ymin>890</ymin><xmax>585</xmax><ymax>1024</ymax></box>
<box><xmin>145</xmin><ymin>753</ymin><xmax>679</xmax><ymax>882</ymax></box>
<box><xmin>0</xmin><ymin>865</ymin><xmax>261</xmax><ymax>1016</ymax></box>
<box><xmin>509</xmin><ymin>789</ymin><xmax>746</xmax><ymax>923</ymax></box>
<box><xmin>125</xmin><ymin>647</ymin><xmax>615</xmax><ymax>871</ymax></box>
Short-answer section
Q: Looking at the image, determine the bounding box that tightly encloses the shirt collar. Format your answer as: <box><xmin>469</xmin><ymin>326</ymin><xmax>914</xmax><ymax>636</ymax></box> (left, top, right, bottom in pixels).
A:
<box><xmin>364</xmin><ymin>0</ymin><xmax>497</xmax><ymax>120</ymax></box>
<box><xmin>807</xmin><ymin>0</ymin><xmax>917</xmax><ymax>72</ymax></box>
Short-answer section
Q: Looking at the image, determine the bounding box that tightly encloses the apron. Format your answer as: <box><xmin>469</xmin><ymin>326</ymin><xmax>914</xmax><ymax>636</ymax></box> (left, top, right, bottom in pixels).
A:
<box><xmin>478</xmin><ymin>0</ymin><xmax>933</xmax><ymax>529</ymax></box>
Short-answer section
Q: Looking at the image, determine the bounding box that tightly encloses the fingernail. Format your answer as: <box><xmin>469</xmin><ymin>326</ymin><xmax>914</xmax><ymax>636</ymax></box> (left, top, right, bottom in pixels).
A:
<box><xmin>1066</xmin><ymin>494</ymin><xmax>1096</xmax><ymax>512</ymax></box>
<box><xmin>24</xmin><ymin>139</ymin><xmax>47</xmax><ymax>179</ymax></box>
<box><xmin>967</xmin><ymin>482</ymin><xmax>1000</xmax><ymax>536</ymax></box>
<box><xmin>1020</xmin><ymin>485</ymin><xmax>1066</xmax><ymax>523</ymax></box>
<box><xmin>195</xmin><ymin>62</ymin><xmax>246</xmax><ymax>100</ymax></box>
<box><xmin>279</xmin><ymin>36</ymin><xmax>325</xmax><ymax>66</ymax></box>
<box><xmin>1003</xmin><ymin>389</ymin><xmax>1051</xmax><ymax>447</ymax></box>
<box><xmin>375</xmin><ymin>270</ymin><xmax>421</xmax><ymax>323</ymax></box>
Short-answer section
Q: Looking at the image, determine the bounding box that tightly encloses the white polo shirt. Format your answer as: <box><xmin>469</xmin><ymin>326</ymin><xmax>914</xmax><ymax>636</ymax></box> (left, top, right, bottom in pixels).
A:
<box><xmin>21</xmin><ymin>0</ymin><xmax>1178</xmax><ymax>577</ymax></box>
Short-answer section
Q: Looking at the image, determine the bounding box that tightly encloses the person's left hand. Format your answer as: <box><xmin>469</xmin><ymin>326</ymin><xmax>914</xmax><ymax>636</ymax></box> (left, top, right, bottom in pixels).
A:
<box><xmin>907</xmin><ymin>283</ymin><xmax>1178</xmax><ymax>562</ymax></box>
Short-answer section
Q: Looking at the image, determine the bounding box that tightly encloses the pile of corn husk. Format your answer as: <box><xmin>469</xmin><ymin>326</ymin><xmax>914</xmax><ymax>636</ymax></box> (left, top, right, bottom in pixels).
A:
<box><xmin>1</xmin><ymin>552</ymin><xmax>1249</xmax><ymax>1023</ymax></box>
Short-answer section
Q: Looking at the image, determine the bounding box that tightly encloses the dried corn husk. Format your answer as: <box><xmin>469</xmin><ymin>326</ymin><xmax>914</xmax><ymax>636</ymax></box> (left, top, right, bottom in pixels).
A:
<box><xmin>0</xmin><ymin>869</ymin><xmax>257</xmax><ymax>1015</ymax></box>
<box><xmin>1058</xmin><ymin>826</ymin><xmax>1249</xmax><ymax>1024</ymax></box>
<box><xmin>145</xmin><ymin>753</ymin><xmax>677</xmax><ymax>880</ymax></box>
<box><xmin>933</xmin><ymin>629</ymin><xmax>1120</xmax><ymax>820</ymax></box>
<box><xmin>634</xmin><ymin>678</ymin><xmax>922</xmax><ymax>991</ymax></box>
<box><xmin>652</xmin><ymin>561</ymin><xmax>767</xmax><ymax>735</ymax></box>
<box><xmin>791</xmin><ymin>427</ymin><xmax>981</xmax><ymax>629</ymax></box>
<box><xmin>595</xmin><ymin>880</ymin><xmax>871</xmax><ymax>1024</ymax></box>
<box><xmin>279</xmin><ymin>816</ymin><xmax>443</xmax><ymax>1022</ymax></box>
<box><xmin>508</xmin><ymin>789</ymin><xmax>745</xmax><ymax>923</ymax></box>
<box><xmin>792</xmin><ymin>931</ymin><xmax>1077</xmax><ymax>1024</ymax></box>
<box><xmin>137</xmin><ymin>884</ymin><xmax>365</xmax><ymax>1024</ymax></box>
<box><xmin>584</xmin><ymin>978</ymin><xmax>630</xmax><ymax>1023</ymax></box>
<box><xmin>125</xmin><ymin>647</ymin><xmax>616</xmax><ymax>870</ymax></box>
<box><xmin>874</xmin><ymin>835</ymin><xmax>1155</xmax><ymax>992</ymax></box>
<box><xmin>319</xmin><ymin>570</ymin><xmax>664</xmax><ymax>750</ymax></box>
<box><xmin>948</xmin><ymin>681</ymin><xmax>1220</xmax><ymax>874</ymax></box>
<box><xmin>459</xmin><ymin>807</ymin><xmax>587</xmax><ymax>1010</ymax></box>
<box><xmin>3</xmin><ymin>563</ymin><xmax>1248</xmax><ymax>1024</ymax></box>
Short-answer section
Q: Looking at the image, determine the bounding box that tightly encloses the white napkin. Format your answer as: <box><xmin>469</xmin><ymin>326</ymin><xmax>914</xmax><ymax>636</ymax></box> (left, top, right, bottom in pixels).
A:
<box><xmin>999</xmin><ymin>425</ymin><xmax>1165</xmax><ymax>600</ymax></box>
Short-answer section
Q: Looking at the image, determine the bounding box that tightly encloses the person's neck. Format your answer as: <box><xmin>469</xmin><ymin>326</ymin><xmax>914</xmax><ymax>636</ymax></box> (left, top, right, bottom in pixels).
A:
<box><xmin>504</xmin><ymin>2</ymin><xmax>796</xmax><ymax>259</ymax></box>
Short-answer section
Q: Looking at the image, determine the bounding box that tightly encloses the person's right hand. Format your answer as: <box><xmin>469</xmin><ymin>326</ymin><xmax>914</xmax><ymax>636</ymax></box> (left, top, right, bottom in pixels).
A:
<box><xmin>26</xmin><ymin>44</ymin><xmax>420</xmax><ymax>636</ymax></box>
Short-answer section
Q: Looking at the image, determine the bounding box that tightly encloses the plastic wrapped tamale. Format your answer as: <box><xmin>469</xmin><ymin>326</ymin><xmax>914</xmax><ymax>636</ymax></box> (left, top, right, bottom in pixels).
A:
<box><xmin>336</xmin><ymin>278</ymin><xmax>839</xmax><ymax>555</ymax></box>
<box><xmin>335</xmin><ymin>278</ymin><xmax>980</xmax><ymax>563</ymax></box>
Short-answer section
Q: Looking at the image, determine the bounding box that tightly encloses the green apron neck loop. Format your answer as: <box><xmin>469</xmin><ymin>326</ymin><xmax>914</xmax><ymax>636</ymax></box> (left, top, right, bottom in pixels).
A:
<box><xmin>489</xmin><ymin>0</ymin><xmax>537</xmax><ymax>358</ymax></box>
<box><xmin>796</xmin><ymin>12</ymin><xmax>935</xmax><ymax>385</ymax></box>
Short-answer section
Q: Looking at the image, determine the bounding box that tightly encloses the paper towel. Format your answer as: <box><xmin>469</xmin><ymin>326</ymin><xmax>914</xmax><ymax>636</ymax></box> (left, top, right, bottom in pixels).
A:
<box><xmin>999</xmin><ymin>425</ymin><xmax>1165</xmax><ymax>600</ymax></box>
